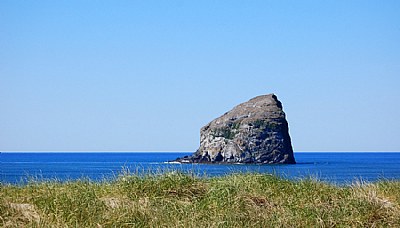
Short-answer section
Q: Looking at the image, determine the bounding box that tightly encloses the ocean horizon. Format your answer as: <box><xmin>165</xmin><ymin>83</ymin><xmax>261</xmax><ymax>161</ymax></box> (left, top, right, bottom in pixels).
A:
<box><xmin>1</xmin><ymin>152</ymin><xmax>400</xmax><ymax>185</ymax></box>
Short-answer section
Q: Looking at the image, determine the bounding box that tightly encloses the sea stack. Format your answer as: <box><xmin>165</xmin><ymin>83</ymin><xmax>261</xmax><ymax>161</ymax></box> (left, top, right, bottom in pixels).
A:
<box><xmin>175</xmin><ymin>94</ymin><xmax>295</xmax><ymax>164</ymax></box>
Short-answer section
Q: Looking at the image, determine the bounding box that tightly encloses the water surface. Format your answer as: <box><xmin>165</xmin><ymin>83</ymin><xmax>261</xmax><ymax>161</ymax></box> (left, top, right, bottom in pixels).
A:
<box><xmin>1</xmin><ymin>152</ymin><xmax>399</xmax><ymax>185</ymax></box>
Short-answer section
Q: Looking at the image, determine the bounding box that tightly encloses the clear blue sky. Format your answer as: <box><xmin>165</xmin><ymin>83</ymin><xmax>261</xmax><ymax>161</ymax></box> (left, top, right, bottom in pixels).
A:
<box><xmin>1</xmin><ymin>1</ymin><xmax>399</xmax><ymax>152</ymax></box>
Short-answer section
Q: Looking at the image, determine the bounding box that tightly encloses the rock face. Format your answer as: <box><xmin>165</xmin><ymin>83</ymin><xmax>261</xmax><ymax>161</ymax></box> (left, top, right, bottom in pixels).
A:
<box><xmin>175</xmin><ymin>94</ymin><xmax>295</xmax><ymax>164</ymax></box>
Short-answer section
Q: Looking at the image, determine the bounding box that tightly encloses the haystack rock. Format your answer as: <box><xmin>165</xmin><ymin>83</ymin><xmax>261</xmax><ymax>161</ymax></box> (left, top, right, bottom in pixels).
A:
<box><xmin>175</xmin><ymin>94</ymin><xmax>296</xmax><ymax>164</ymax></box>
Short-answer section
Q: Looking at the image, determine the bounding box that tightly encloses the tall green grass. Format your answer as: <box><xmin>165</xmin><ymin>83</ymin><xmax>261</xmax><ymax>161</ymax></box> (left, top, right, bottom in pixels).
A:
<box><xmin>1</xmin><ymin>172</ymin><xmax>399</xmax><ymax>227</ymax></box>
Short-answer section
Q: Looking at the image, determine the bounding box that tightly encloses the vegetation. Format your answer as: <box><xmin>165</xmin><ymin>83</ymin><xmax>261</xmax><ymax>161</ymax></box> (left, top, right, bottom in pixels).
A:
<box><xmin>211</xmin><ymin>127</ymin><xmax>237</xmax><ymax>140</ymax></box>
<box><xmin>1</xmin><ymin>172</ymin><xmax>400</xmax><ymax>227</ymax></box>
<box><xmin>251</xmin><ymin>120</ymin><xmax>279</xmax><ymax>131</ymax></box>
<box><xmin>230</xmin><ymin>122</ymin><xmax>241</xmax><ymax>130</ymax></box>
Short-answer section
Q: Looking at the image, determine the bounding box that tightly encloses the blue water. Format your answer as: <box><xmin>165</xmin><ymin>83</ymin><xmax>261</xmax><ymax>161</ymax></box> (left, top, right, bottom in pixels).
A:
<box><xmin>1</xmin><ymin>152</ymin><xmax>400</xmax><ymax>185</ymax></box>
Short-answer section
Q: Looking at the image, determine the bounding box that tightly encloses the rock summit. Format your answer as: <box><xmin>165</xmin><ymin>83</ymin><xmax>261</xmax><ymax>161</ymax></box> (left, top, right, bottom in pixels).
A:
<box><xmin>174</xmin><ymin>94</ymin><xmax>296</xmax><ymax>164</ymax></box>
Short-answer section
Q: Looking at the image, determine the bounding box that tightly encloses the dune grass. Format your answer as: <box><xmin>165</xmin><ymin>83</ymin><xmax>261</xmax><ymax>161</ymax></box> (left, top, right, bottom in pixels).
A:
<box><xmin>1</xmin><ymin>172</ymin><xmax>400</xmax><ymax>227</ymax></box>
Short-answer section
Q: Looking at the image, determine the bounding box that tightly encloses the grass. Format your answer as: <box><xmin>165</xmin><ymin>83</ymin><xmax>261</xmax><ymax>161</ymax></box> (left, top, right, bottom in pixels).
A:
<box><xmin>1</xmin><ymin>172</ymin><xmax>400</xmax><ymax>227</ymax></box>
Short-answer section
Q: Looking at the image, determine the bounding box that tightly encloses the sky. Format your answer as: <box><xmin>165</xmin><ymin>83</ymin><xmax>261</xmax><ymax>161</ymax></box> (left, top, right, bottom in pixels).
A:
<box><xmin>0</xmin><ymin>1</ymin><xmax>399</xmax><ymax>152</ymax></box>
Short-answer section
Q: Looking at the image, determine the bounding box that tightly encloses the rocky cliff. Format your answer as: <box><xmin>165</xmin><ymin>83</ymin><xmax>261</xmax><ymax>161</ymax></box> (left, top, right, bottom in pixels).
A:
<box><xmin>175</xmin><ymin>94</ymin><xmax>296</xmax><ymax>164</ymax></box>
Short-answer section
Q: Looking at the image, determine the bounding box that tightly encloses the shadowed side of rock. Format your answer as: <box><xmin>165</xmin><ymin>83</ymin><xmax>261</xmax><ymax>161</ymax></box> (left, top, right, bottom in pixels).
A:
<box><xmin>174</xmin><ymin>94</ymin><xmax>295</xmax><ymax>164</ymax></box>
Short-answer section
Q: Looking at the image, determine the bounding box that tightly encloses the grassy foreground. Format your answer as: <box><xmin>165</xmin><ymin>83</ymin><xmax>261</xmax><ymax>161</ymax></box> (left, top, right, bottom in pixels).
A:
<box><xmin>1</xmin><ymin>172</ymin><xmax>400</xmax><ymax>227</ymax></box>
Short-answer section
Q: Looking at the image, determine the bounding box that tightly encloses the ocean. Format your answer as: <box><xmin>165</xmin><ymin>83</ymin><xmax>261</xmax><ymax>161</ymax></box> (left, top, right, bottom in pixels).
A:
<box><xmin>1</xmin><ymin>152</ymin><xmax>400</xmax><ymax>185</ymax></box>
